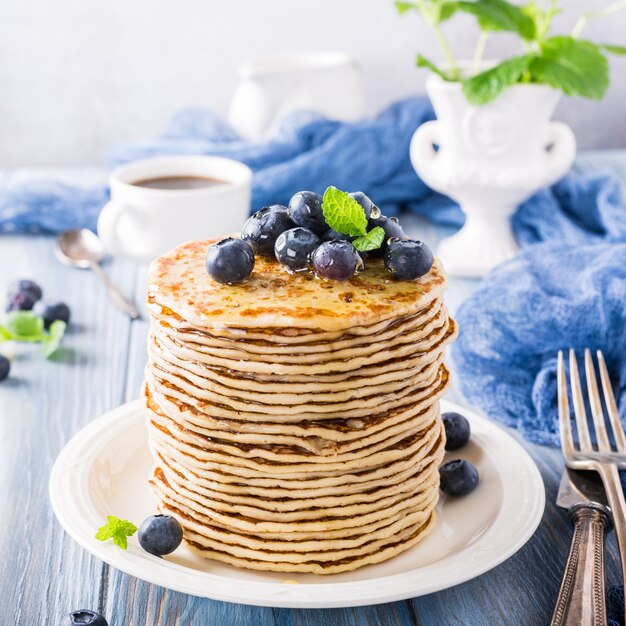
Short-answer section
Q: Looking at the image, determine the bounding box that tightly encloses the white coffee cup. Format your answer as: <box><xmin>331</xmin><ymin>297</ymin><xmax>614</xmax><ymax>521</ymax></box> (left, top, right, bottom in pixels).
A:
<box><xmin>97</xmin><ymin>155</ymin><xmax>252</xmax><ymax>261</ymax></box>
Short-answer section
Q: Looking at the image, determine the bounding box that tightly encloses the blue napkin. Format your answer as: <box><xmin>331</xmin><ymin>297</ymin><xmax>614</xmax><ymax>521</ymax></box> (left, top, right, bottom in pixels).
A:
<box><xmin>453</xmin><ymin>241</ymin><xmax>626</xmax><ymax>446</ymax></box>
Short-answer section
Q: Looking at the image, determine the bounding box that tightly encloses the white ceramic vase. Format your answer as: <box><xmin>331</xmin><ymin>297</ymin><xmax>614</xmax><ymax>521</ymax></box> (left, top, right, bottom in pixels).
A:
<box><xmin>410</xmin><ymin>72</ymin><xmax>576</xmax><ymax>277</ymax></box>
<box><xmin>228</xmin><ymin>52</ymin><xmax>365</xmax><ymax>142</ymax></box>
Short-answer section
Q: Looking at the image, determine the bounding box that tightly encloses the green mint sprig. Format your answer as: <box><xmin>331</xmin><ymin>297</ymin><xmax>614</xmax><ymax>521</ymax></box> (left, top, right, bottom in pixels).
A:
<box><xmin>321</xmin><ymin>187</ymin><xmax>386</xmax><ymax>252</ymax></box>
<box><xmin>0</xmin><ymin>311</ymin><xmax>66</xmax><ymax>358</ymax></box>
<box><xmin>95</xmin><ymin>516</ymin><xmax>137</xmax><ymax>550</ymax></box>
<box><xmin>396</xmin><ymin>0</ymin><xmax>626</xmax><ymax>104</ymax></box>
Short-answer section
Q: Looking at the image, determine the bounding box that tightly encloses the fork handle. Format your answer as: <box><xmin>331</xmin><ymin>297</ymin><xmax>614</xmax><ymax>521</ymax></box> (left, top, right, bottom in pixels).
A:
<box><xmin>550</xmin><ymin>502</ymin><xmax>610</xmax><ymax>626</ymax></box>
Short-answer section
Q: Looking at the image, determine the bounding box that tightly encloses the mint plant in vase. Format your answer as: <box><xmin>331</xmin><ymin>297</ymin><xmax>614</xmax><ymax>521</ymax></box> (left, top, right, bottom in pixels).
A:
<box><xmin>398</xmin><ymin>0</ymin><xmax>626</xmax><ymax>277</ymax></box>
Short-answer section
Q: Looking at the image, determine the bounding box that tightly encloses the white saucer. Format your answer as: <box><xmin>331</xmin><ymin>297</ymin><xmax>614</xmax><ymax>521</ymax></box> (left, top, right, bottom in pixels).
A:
<box><xmin>49</xmin><ymin>399</ymin><xmax>544</xmax><ymax>608</ymax></box>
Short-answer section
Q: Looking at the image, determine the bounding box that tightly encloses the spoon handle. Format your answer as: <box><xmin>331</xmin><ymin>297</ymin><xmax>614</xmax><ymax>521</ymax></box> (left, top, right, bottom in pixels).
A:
<box><xmin>89</xmin><ymin>261</ymin><xmax>140</xmax><ymax>320</ymax></box>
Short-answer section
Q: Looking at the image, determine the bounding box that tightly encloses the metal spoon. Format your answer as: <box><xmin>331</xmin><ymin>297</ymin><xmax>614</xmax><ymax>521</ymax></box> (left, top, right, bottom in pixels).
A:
<box><xmin>55</xmin><ymin>229</ymin><xmax>140</xmax><ymax>320</ymax></box>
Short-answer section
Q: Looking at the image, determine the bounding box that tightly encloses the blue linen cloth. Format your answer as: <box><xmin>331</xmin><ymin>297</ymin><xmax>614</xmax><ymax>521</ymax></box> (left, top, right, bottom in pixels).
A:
<box><xmin>453</xmin><ymin>241</ymin><xmax>626</xmax><ymax>446</ymax></box>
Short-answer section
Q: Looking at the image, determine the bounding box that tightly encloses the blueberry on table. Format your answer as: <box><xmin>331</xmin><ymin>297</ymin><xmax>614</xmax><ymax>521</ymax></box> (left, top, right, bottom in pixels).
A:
<box><xmin>311</xmin><ymin>240</ymin><xmax>362</xmax><ymax>281</ymax></box>
<box><xmin>60</xmin><ymin>609</ymin><xmax>108</xmax><ymax>626</ymax></box>
<box><xmin>8</xmin><ymin>279</ymin><xmax>43</xmax><ymax>302</ymax></box>
<box><xmin>442</xmin><ymin>412</ymin><xmax>471</xmax><ymax>451</ymax></box>
<box><xmin>206</xmin><ymin>238</ymin><xmax>255</xmax><ymax>284</ymax></box>
<box><xmin>440</xmin><ymin>459</ymin><xmax>479</xmax><ymax>496</ymax></box>
<box><xmin>6</xmin><ymin>290</ymin><xmax>39</xmax><ymax>312</ymax></box>
<box><xmin>368</xmin><ymin>215</ymin><xmax>406</xmax><ymax>257</ymax></box>
<box><xmin>138</xmin><ymin>514</ymin><xmax>184</xmax><ymax>556</ymax></box>
<box><xmin>348</xmin><ymin>191</ymin><xmax>377</xmax><ymax>220</ymax></box>
<box><xmin>34</xmin><ymin>301</ymin><xmax>71</xmax><ymax>330</ymax></box>
<box><xmin>288</xmin><ymin>191</ymin><xmax>327</xmax><ymax>235</ymax></box>
<box><xmin>384</xmin><ymin>239</ymin><xmax>433</xmax><ymax>280</ymax></box>
<box><xmin>275</xmin><ymin>227</ymin><xmax>320</xmax><ymax>272</ymax></box>
<box><xmin>0</xmin><ymin>355</ymin><xmax>9</xmax><ymax>382</ymax></box>
<box><xmin>241</xmin><ymin>205</ymin><xmax>295</xmax><ymax>256</ymax></box>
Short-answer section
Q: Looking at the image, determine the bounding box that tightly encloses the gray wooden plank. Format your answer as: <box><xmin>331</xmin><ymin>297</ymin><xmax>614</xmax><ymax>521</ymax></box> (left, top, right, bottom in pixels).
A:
<box><xmin>0</xmin><ymin>235</ymin><xmax>136</xmax><ymax>624</ymax></box>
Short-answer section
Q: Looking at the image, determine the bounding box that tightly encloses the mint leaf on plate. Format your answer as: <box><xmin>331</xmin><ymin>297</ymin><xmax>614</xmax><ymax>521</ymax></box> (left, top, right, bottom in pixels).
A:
<box><xmin>42</xmin><ymin>320</ymin><xmax>67</xmax><ymax>358</ymax></box>
<box><xmin>599</xmin><ymin>44</ymin><xmax>626</xmax><ymax>55</ymax></box>
<box><xmin>463</xmin><ymin>54</ymin><xmax>534</xmax><ymax>105</ymax></box>
<box><xmin>353</xmin><ymin>227</ymin><xmax>386</xmax><ymax>252</ymax></box>
<box><xmin>530</xmin><ymin>37</ymin><xmax>609</xmax><ymax>100</ymax></box>
<box><xmin>458</xmin><ymin>0</ymin><xmax>535</xmax><ymax>39</ymax></box>
<box><xmin>321</xmin><ymin>187</ymin><xmax>368</xmax><ymax>237</ymax></box>
<box><xmin>395</xmin><ymin>0</ymin><xmax>458</xmax><ymax>25</ymax></box>
<box><xmin>95</xmin><ymin>516</ymin><xmax>138</xmax><ymax>550</ymax></box>
<box><xmin>3</xmin><ymin>311</ymin><xmax>45</xmax><ymax>342</ymax></box>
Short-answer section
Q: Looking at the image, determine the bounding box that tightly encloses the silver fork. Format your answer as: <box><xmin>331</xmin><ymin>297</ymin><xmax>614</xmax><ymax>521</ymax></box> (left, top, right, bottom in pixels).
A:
<box><xmin>558</xmin><ymin>349</ymin><xmax>626</xmax><ymax>599</ymax></box>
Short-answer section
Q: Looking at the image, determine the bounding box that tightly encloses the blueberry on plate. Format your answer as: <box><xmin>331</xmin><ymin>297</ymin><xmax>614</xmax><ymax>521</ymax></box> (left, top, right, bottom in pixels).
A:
<box><xmin>442</xmin><ymin>412</ymin><xmax>471</xmax><ymax>451</ymax></box>
<box><xmin>348</xmin><ymin>191</ymin><xmax>377</xmax><ymax>220</ymax></box>
<box><xmin>241</xmin><ymin>205</ymin><xmax>295</xmax><ymax>256</ymax></box>
<box><xmin>138</xmin><ymin>514</ymin><xmax>184</xmax><ymax>556</ymax></box>
<box><xmin>275</xmin><ymin>227</ymin><xmax>320</xmax><ymax>272</ymax></box>
<box><xmin>440</xmin><ymin>459</ymin><xmax>479</xmax><ymax>496</ymax></box>
<box><xmin>311</xmin><ymin>240</ymin><xmax>362</xmax><ymax>281</ymax></box>
<box><xmin>60</xmin><ymin>609</ymin><xmax>108</xmax><ymax>626</ymax></box>
<box><xmin>0</xmin><ymin>355</ymin><xmax>10</xmax><ymax>382</ymax></box>
<box><xmin>34</xmin><ymin>301</ymin><xmax>71</xmax><ymax>330</ymax></box>
<box><xmin>368</xmin><ymin>215</ymin><xmax>406</xmax><ymax>258</ymax></box>
<box><xmin>206</xmin><ymin>238</ymin><xmax>255</xmax><ymax>284</ymax></box>
<box><xmin>8</xmin><ymin>279</ymin><xmax>43</xmax><ymax>302</ymax></box>
<box><xmin>384</xmin><ymin>239</ymin><xmax>433</xmax><ymax>280</ymax></box>
<box><xmin>288</xmin><ymin>191</ymin><xmax>327</xmax><ymax>235</ymax></box>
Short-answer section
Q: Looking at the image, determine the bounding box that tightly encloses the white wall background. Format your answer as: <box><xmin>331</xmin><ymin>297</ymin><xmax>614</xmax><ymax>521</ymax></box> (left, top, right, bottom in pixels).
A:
<box><xmin>1</xmin><ymin>0</ymin><xmax>625</xmax><ymax>166</ymax></box>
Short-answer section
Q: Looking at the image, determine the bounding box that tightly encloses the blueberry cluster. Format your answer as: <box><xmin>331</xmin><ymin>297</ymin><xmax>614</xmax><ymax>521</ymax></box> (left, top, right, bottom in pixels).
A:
<box><xmin>6</xmin><ymin>279</ymin><xmax>71</xmax><ymax>329</ymax></box>
<box><xmin>440</xmin><ymin>412</ymin><xmax>480</xmax><ymax>497</ymax></box>
<box><xmin>0</xmin><ymin>279</ymin><xmax>71</xmax><ymax>383</ymax></box>
<box><xmin>205</xmin><ymin>190</ymin><xmax>434</xmax><ymax>284</ymax></box>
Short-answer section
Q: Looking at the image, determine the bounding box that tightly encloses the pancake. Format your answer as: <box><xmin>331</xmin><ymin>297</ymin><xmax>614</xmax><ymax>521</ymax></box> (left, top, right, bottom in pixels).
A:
<box><xmin>145</xmin><ymin>236</ymin><xmax>455</xmax><ymax>574</ymax></box>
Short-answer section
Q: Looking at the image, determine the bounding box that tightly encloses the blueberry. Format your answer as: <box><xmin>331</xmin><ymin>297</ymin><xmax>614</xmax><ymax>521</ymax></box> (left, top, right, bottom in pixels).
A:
<box><xmin>6</xmin><ymin>290</ymin><xmax>37</xmax><ymax>312</ymax></box>
<box><xmin>34</xmin><ymin>301</ymin><xmax>71</xmax><ymax>330</ymax></box>
<box><xmin>442</xmin><ymin>412</ymin><xmax>471</xmax><ymax>451</ymax></box>
<box><xmin>138</xmin><ymin>514</ymin><xmax>184</xmax><ymax>556</ymax></box>
<box><xmin>349</xmin><ymin>191</ymin><xmax>377</xmax><ymax>220</ymax></box>
<box><xmin>60</xmin><ymin>609</ymin><xmax>108</xmax><ymax>626</ymax></box>
<box><xmin>322</xmin><ymin>228</ymin><xmax>353</xmax><ymax>242</ymax></box>
<box><xmin>440</xmin><ymin>459</ymin><xmax>479</xmax><ymax>496</ymax></box>
<box><xmin>368</xmin><ymin>215</ymin><xmax>406</xmax><ymax>258</ymax></box>
<box><xmin>241</xmin><ymin>205</ymin><xmax>295</xmax><ymax>256</ymax></box>
<box><xmin>384</xmin><ymin>239</ymin><xmax>433</xmax><ymax>280</ymax></box>
<box><xmin>311</xmin><ymin>240</ymin><xmax>362</xmax><ymax>281</ymax></box>
<box><xmin>8</xmin><ymin>279</ymin><xmax>43</xmax><ymax>302</ymax></box>
<box><xmin>205</xmin><ymin>238</ymin><xmax>255</xmax><ymax>284</ymax></box>
<box><xmin>275</xmin><ymin>227</ymin><xmax>320</xmax><ymax>272</ymax></box>
<box><xmin>288</xmin><ymin>191</ymin><xmax>327</xmax><ymax>235</ymax></box>
<box><xmin>0</xmin><ymin>355</ymin><xmax>9</xmax><ymax>382</ymax></box>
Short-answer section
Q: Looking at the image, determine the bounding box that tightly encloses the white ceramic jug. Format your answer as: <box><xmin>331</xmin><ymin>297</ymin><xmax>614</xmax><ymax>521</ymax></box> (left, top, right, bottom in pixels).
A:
<box><xmin>411</xmin><ymin>73</ymin><xmax>576</xmax><ymax>277</ymax></box>
<box><xmin>228</xmin><ymin>52</ymin><xmax>365</xmax><ymax>142</ymax></box>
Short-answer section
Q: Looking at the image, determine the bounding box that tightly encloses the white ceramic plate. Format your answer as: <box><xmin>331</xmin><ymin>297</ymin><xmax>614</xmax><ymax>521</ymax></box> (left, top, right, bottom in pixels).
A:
<box><xmin>49</xmin><ymin>399</ymin><xmax>544</xmax><ymax>608</ymax></box>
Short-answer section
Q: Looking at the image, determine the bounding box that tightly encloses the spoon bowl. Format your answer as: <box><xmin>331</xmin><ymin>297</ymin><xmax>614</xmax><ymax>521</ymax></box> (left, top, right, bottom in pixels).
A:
<box><xmin>55</xmin><ymin>229</ymin><xmax>107</xmax><ymax>268</ymax></box>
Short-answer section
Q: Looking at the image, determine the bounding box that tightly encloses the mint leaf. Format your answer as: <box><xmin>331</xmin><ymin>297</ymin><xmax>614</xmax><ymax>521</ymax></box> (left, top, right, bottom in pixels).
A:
<box><xmin>353</xmin><ymin>227</ymin><xmax>386</xmax><ymax>252</ymax></box>
<box><xmin>396</xmin><ymin>0</ymin><xmax>458</xmax><ymax>24</ymax></box>
<box><xmin>417</xmin><ymin>54</ymin><xmax>452</xmax><ymax>80</ymax></box>
<box><xmin>321</xmin><ymin>187</ymin><xmax>367</xmax><ymax>237</ymax></box>
<box><xmin>4</xmin><ymin>311</ymin><xmax>45</xmax><ymax>342</ymax></box>
<box><xmin>42</xmin><ymin>321</ymin><xmax>66</xmax><ymax>358</ymax></box>
<box><xmin>600</xmin><ymin>44</ymin><xmax>626</xmax><ymax>55</ymax></box>
<box><xmin>463</xmin><ymin>54</ymin><xmax>534</xmax><ymax>105</ymax></box>
<box><xmin>458</xmin><ymin>0</ymin><xmax>535</xmax><ymax>39</ymax></box>
<box><xmin>530</xmin><ymin>37</ymin><xmax>609</xmax><ymax>100</ymax></box>
<box><xmin>95</xmin><ymin>516</ymin><xmax>137</xmax><ymax>551</ymax></box>
<box><xmin>394</xmin><ymin>1</ymin><xmax>416</xmax><ymax>13</ymax></box>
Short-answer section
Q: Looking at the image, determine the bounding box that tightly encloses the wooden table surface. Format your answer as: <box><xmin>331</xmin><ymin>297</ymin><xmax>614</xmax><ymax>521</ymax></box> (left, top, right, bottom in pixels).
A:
<box><xmin>1</xmin><ymin>151</ymin><xmax>625</xmax><ymax>626</ymax></box>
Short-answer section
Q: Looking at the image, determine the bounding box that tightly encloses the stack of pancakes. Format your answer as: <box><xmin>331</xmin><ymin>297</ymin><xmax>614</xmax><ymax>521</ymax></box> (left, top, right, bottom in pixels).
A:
<box><xmin>144</xmin><ymin>239</ymin><xmax>457</xmax><ymax>574</ymax></box>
